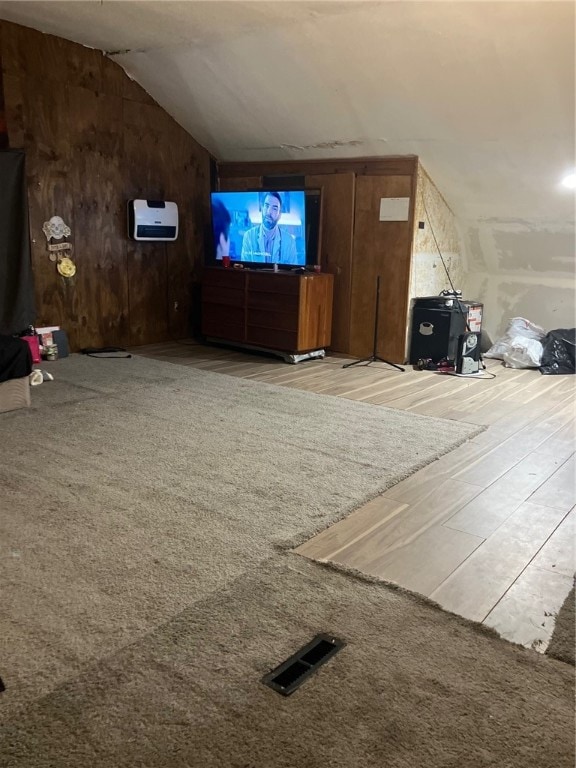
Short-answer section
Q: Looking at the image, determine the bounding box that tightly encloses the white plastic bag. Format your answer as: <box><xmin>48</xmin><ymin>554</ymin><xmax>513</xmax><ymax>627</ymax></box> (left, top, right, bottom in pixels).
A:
<box><xmin>502</xmin><ymin>338</ymin><xmax>544</xmax><ymax>368</ymax></box>
<box><xmin>485</xmin><ymin>317</ymin><xmax>546</xmax><ymax>368</ymax></box>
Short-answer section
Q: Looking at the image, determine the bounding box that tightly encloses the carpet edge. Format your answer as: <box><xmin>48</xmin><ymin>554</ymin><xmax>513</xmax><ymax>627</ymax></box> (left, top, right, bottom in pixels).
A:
<box><xmin>545</xmin><ymin>579</ymin><xmax>575</xmax><ymax>667</ymax></box>
<box><xmin>293</xmin><ymin>554</ymin><xmax>576</xmax><ymax>664</ymax></box>
<box><xmin>277</xmin><ymin>428</ymin><xmax>486</xmax><ymax>552</ymax></box>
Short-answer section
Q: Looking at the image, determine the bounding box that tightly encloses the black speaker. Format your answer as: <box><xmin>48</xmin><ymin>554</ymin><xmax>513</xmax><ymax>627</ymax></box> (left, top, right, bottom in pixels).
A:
<box><xmin>409</xmin><ymin>297</ymin><xmax>484</xmax><ymax>364</ymax></box>
<box><xmin>409</xmin><ymin>300</ymin><xmax>467</xmax><ymax>363</ymax></box>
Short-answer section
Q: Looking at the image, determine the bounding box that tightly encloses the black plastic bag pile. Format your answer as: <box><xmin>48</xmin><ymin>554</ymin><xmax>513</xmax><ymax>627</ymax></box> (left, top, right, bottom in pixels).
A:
<box><xmin>539</xmin><ymin>329</ymin><xmax>576</xmax><ymax>375</ymax></box>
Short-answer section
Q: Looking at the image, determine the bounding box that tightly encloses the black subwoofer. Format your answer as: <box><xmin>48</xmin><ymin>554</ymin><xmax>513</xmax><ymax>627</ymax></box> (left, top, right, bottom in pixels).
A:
<box><xmin>409</xmin><ymin>297</ymin><xmax>482</xmax><ymax>364</ymax></box>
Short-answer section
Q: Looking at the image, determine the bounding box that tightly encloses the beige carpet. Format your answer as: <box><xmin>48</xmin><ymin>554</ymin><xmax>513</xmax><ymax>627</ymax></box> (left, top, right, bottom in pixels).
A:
<box><xmin>2</xmin><ymin>355</ymin><xmax>572</xmax><ymax>766</ymax></box>
<box><xmin>0</xmin><ymin>354</ymin><xmax>482</xmax><ymax>711</ymax></box>
<box><xmin>0</xmin><ymin>555</ymin><xmax>573</xmax><ymax>767</ymax></box>
<box><xmin>547</xmin><ymin>583</ymin><xmax>575</xmax><ymax>666</ymax></box>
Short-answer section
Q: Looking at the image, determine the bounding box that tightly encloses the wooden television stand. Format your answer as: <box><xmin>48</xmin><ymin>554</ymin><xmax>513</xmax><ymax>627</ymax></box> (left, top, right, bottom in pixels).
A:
<box><xmin>201</xmin><ymin>267</ymin><xmax>334</xmax><ymax>364</ymax></box>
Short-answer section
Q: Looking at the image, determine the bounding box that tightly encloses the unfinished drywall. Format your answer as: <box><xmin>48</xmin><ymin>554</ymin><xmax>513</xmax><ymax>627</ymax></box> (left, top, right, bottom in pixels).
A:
<box><xmin>462</xmin><ymin>219</ymin><xmax>575</xmax><ymax>343</ymax></box>
<box><xmin>410</xmin><ymin>164</ymin><xmax>465</xmax><ymax>300</ymax></box>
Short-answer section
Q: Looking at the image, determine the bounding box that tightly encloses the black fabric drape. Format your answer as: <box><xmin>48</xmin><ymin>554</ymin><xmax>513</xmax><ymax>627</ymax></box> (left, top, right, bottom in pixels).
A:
<box><xmin>0</xmin><ymin>334</ymin><xmax>32</xmax><ymax>382</ymax></box>
<box><xmin>0</xmin><ymin>150</ymin><xmax>35</xmax><ymax>334</ymax></box>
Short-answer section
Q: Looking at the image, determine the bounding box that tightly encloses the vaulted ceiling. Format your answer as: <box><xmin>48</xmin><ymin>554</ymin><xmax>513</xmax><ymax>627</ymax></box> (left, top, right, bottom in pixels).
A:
<box><xmin>1</xmin><ymin>1</ymin><xmax>574</xmax><ymax>324</ymax></box>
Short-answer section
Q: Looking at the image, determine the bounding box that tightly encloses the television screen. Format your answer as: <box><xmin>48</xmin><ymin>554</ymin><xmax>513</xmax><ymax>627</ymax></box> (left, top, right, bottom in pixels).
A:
<box><xmin>210</xmin><ymin>190</ymin><xmax>316</xmax><ymax>268</ymax></box>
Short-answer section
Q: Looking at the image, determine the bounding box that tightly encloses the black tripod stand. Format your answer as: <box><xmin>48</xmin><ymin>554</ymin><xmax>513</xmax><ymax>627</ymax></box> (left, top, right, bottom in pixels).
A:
<box><xmin>342</xmin><ymin>276</ymin><xmax>405</xmax><ymax>371</ymax></box>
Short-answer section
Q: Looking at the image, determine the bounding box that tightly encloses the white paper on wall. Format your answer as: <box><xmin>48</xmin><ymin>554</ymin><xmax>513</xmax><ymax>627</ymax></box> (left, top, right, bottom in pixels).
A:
<box><xmin>379</xmin><ymin>197</ymin><xmax>410</xmax><ymax>221</ymax></box>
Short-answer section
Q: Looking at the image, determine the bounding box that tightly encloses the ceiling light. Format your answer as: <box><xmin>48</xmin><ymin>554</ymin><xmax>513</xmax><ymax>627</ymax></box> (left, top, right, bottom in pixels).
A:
<box><xmin>561</xmin><ymin>172</ymin><xmax>576</xmax><ymax>189</ymax></box>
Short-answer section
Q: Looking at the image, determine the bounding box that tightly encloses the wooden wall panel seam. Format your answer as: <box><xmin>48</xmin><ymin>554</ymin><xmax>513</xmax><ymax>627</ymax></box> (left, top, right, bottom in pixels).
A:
<box><xmin>0</xmin><ymin>42</ymin><xmax>9</xmax><ymax>149</ymax></box>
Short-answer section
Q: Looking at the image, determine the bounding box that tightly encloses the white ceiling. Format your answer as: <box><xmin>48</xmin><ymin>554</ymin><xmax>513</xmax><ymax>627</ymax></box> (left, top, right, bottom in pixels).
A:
<box><xmin>1</xmin><ymin>1</ymin><xmax>575</xmax><ymax>272</ymax></box>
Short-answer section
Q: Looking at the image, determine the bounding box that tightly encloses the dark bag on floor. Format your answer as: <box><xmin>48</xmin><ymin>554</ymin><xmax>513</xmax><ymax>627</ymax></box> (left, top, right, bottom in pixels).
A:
<box><xmin>0</xmin><ymin>335</ymin><xmax>32</xmax><ymax>382</ymax></box>
<box><xmin>539</xmin><ymin>328</ymin><xmax>575</xmax><ymax>375</ymax></box>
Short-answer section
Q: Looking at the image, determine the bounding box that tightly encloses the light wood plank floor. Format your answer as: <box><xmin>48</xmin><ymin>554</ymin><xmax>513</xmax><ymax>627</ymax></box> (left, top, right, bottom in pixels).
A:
<box><xmin>134</xmin><ymin>340</ymin><xmax>575</xmax><ymax>652</ymax></box>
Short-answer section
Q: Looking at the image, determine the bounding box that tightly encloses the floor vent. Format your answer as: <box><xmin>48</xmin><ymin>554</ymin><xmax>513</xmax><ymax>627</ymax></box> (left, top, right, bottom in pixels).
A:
<box><xmin>262</xmin><ymin>634</ymin><xmax>345</xmax><ymax>696</ymax></box>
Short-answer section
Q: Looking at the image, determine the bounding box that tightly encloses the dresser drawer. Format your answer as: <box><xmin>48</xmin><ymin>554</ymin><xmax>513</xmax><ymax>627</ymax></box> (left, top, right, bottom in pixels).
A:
<box><xmin>202</xmin><ymin>305</ymin><xmax>245</xmax><ymax>341</ymax></box>
<box><xmin>248</xmin><ymin>272</ymin><xmax>301</xmax><ymax>296</ymax></box>
<box><xmin>247</xmin><ymin>291</ymin><xmax>299</xmax><ymax>313</ymax></box>
<box><xmin>246</xmin><ymin>326</ymin><xmax>298</xmax><ymax>351</ymax></box>
<box><xmin>203</xmin><ymin>284</ymin><xmax>245</xmax><ymax>308</ymax></box>
<box><xmin>247</xmin><ymin>308</ymin><xmax>298</xmax><ymax>332</ymax></box>
<box><xmin>203</xmin><ymin>268</ymin><xmax>246</xmax><ymax>289</ymax></box>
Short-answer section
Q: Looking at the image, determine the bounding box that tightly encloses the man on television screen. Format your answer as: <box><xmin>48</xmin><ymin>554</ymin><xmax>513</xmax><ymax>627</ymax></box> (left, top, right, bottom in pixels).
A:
<box><xmin>241</xmin><ymin>191</ymin><xmax>298</xmax><ymax>264</ymax></box>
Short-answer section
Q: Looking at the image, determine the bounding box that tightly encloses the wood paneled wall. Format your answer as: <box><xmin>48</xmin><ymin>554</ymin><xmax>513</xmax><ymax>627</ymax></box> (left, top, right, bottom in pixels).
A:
<box><xmin>218</xmin><ymin>157</ymin><xmax>418</xmax><ymax>361</ymax></box>
<box><xmin>0</xmin><ymin>21</ymin><xmax>212</xmax><ymax>350</ymax></box>
<box><xmin>350</xmin><ymin>174</ymin><xmax>415</xmax><ymax>362</ymax></box>
<box><xmin>0</xmin><ymin>47</ymin><xmax>7</xmax><ymax>149</ymax></box>
<box><xmin>306</xmin><ymin>172</ymin><xmax>355</xmax><ymax>353</ymax></box>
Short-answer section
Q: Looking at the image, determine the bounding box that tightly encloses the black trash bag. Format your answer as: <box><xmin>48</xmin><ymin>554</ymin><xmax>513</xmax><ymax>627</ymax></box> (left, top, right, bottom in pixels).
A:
<box><xmin>539</xmin><ymin>329</ymin><xmax>576</xmax><ymax>375</ymax></box>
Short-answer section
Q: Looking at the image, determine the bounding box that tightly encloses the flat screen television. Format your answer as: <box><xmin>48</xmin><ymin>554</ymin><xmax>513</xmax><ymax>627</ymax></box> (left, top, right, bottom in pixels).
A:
<box><xmin>208</xmin><ymin>189</ymin><xmax>321</xmax><ymax>269</ymax></box>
